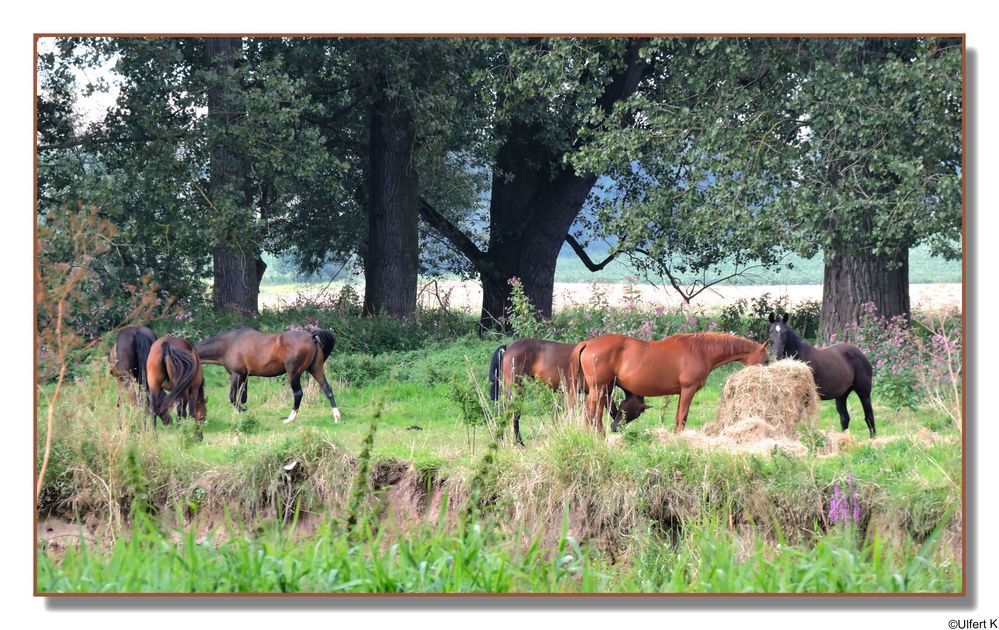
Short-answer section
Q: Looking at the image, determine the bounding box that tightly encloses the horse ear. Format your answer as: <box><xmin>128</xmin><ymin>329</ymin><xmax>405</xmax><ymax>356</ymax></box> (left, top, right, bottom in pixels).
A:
<box><xmin>641</xmin><ymin>402</ymin><xmax>653</xmax><ymax>410</ymax></box>
<box><xmin>762</xmin><ymin>339</ymin><xmax>771</xmax><ymax>349</ymax></box>
<box><xmin>782</xmin><ymin>312</ymin><xmax>789</xmax><ymax>323</ymax></box>
<box><xmin>768</xmin><ymin>313</ymin><xmax>775</xmax><ymax>323</ymax></box>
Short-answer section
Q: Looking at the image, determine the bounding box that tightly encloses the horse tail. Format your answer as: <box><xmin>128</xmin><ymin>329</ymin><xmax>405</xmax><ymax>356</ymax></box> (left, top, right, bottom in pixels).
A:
<box><xmin>489</xmin><ymin>345</ymin><xmax>507</xmax><ymax>402</ymax></box>
<box><xmin>312</xmin><ymin>329</ymin><xmax>336</xmax><ymax>360</ymax></box>
<box><xmin>567</xmin><ymin>342</ymin><xmax>587</xmax><ymax>406</ymax></box>
<box><xmin>134</xmin><ymin>331</ymin><xmax>154</xmax><ymax>389</ymax></box>
<box><xmin>157</xmin><ymin>342</ymin><xmax>199</xmax><ymax>419</ymax></box>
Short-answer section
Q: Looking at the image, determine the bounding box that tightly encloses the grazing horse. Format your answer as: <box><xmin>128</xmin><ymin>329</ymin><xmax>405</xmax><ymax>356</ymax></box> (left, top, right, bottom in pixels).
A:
<box><xmin>573</xmin><ymin>333</ymin><xmax>770</xmax><ymax>433</ymax></box>
<box><xmin>488</xmin><ymin>338</ymin><xmax>650</xmax><ymax>445</ymax></box>
<box><xmin>108</xmin><ymin>325</ymin><xmax>156</xmax><ymax>405</ymax></box>
<box><xmin>768</xmin><ymin>313</ymin><xmax>876</xmax><ymax>437</ymax></box>
<box><xmin>195</xmin><ymin>327</ymin><xmax>339</xmax><ymax>424</ymax></box>
<box><xmin>145</xmin><ymin>336</ymin><xmax>206</xmax><ymax>437</ymax></box>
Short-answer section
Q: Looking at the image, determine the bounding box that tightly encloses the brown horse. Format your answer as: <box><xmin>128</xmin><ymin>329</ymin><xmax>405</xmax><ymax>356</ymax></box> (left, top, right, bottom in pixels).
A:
<box><xmin>488</xmin><ymin>338</ymin><xmax>650</xmax><ymax>445</ymax></box>
<box><xmin>572</xmin><ymin>332</ymin><xmax>770</xmax><ymax>433</ymax></box>
<box><xmin>108</xmin><ymin>325</ymin><xmax>156</xmax><ymax>405</ymax></box>
<box><xmin>145</xmin><ymin>336</ymin><xmax>206</xmax><ymax>437</ymax></box>
<box><xmin>768</xmin><ymin>313</ymin><xmax>876</xmax><ymax>437</ymax></box>
<box><xmin>195</xmin><ymin>327</ymin><xmax>339</xmax><ymax>424</ymax></box>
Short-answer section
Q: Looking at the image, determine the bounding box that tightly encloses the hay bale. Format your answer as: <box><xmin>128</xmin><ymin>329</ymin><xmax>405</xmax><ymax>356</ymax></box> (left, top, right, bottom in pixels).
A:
<box><xmin>707</xmin><ymin>359</ymin><xmax>819</xmax><ymax>439</ymax></box>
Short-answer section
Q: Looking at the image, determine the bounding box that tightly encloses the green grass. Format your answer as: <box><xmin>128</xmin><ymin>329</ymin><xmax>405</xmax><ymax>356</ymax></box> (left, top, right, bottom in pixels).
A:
<box><xmin>36</xmin><ymin>332</ymin><xmax>962</xmax><ymax>594</ymax></box>
<box><xmin>37</xmin><ymin>509</ymin><xmax>960</xmax><ymax>593</ymax></box>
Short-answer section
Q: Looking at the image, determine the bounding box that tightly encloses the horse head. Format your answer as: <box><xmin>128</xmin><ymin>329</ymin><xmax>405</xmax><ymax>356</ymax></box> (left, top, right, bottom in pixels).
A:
<box><xmin>745</xmin><ymin>339</ymin><xmax>771</xmax><ymax>366</ymax></box>
<box><xmin>768</xmin><ymin>312</ymin><xmax>792</xmax><ymax>359</ymax></box>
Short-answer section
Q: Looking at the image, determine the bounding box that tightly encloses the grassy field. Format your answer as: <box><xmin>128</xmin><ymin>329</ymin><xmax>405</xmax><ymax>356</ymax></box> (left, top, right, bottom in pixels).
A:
<box><xmin>36</xmin><ymin>326</ymin><xmax>962</xmax><ymax>594</ymax></box>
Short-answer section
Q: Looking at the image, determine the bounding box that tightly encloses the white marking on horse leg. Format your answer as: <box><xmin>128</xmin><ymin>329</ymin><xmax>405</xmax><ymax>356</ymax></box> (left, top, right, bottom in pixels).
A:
<box><xmin>282</xmin><ymin>409</ymin><xmax>298</xmax><ymax>424</ymax></box>
<box><xmin>332</xmin><ymin>407</ymin><xmax>341</xmax><ymax>423</ymax></box>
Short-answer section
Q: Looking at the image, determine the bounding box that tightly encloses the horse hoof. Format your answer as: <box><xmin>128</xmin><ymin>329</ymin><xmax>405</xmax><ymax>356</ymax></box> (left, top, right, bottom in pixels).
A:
<box><xmin>332</xmin><ymin>408</ymin><xmax>341</xmax><ymax>424</ymax></box>
<box><xmin>283</xmin><ymin>410</ymin><xmax>298</xmax><ymax>424</ymax></box>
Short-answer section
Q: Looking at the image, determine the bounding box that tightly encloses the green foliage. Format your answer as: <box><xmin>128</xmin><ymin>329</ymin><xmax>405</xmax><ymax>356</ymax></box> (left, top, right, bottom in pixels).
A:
<box><xmin>718</xmin><ymin>293</ymin><xmax>821</xmax><ymax>341</ymax></box>
<box><xmin>506</xmin><ymin>277</ymin><xmax>551</xmax><ymax>339</ymax></box>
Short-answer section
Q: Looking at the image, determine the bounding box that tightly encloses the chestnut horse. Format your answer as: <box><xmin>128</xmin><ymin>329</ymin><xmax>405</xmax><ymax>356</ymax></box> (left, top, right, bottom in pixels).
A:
<box><xmin>195</xmin><ymin>327</ymin><xmax>339</xmax><ymax>424</ymax></box>
<box><xmin>572</xmin><ymin>333</ymin><xmax>770</xmax><ymax>433</ymax></box>
<box><xmin>768</xmin><ymin>313</ymin><xmax>876</xmax><ymax>437</ymax></box>
<box><xmin>488</xmin><ymin>338</ymin><xmax>650</xmax><ymax>445</ymax></box>
<box><xmin>109</xmin><ymin>325</ymin><xmax>156</xmax><ymax>405</ymax></box>
<box><xmin>145</xmin><ymin>336</ymin><xmax>206</xmax><ymax>437</ymax></box>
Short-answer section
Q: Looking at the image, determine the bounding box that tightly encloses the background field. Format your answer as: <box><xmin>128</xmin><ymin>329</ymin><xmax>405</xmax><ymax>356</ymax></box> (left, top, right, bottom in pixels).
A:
<box><xmin>261</xmin><ymin>243</ymin><xmax>963</xmax><ymax>287</ymax></box>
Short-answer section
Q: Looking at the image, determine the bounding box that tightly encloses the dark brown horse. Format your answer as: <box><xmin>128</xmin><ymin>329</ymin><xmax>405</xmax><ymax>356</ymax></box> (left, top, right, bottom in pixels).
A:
<box><xmin>108</xmin><ymin>325</ymin><xmax>156</xmax><ymax>405</ymax></box>
<box><xmin>768</xmin><ymin>313</ymin><xmax>876</xmax><ymax>437</ymax></box>
<box><xmin>572</xmin><ymin>333</ymin><xmax>770</xmax><ymax>433</ymax></box>
<box><xmin>145</xmin><ymin>336</ymin><xmax>206</xmax><ymax>437</ymax></box>
<box><xmin>195</xmin><ymin>327</ymin><xmax>339</xmax><ymax>424</ymax></box>
<box><xmin>489</xmin><ymin>338</ymin><xmax>650</xmax><ymax>445</ymax></box>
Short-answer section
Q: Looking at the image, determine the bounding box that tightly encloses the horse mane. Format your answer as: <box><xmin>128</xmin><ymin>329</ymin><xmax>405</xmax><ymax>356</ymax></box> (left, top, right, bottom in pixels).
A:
<box><xmin>674</xmin><ymin>332</ymin><xmax>758</xmax><ymax>356</ymax></box>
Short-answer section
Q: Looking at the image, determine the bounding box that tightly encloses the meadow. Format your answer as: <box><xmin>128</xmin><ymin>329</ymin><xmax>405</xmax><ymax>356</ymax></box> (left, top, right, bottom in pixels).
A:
<box><xmin>35</xmin><ymin>291</ymin><xmax>963</xmax><ymax>594</ymax></box>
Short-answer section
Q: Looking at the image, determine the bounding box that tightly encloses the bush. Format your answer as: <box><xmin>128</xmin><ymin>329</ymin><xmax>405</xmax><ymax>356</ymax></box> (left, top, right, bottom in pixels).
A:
<box><xmin>847</xmin><ymin>303</ymin><xmax>962</xmax><ymax>421</ymax></box>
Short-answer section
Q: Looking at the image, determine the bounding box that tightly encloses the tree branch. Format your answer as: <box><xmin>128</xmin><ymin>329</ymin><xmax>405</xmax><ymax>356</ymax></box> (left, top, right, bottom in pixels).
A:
<box><xmin>418</xmin><ymin>197</ymin><xmax>485</xmax><ymax>267</ymax></box>
<box><xmin>564</xmin><ymin>234</ymin><xmax>618</xmax><ymax>272</ymax></box>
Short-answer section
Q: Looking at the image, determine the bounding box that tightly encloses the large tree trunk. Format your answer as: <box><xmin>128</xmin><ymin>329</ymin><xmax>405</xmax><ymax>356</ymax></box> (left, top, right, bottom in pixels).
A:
<box><xmin>476</xmin><ymin>121</ymin><xmax>597</xmax><ymax>331</ymax></box>
<box><xmin>205</xmin><ymin>36</ymin><xmax>264</xmax><ymax>315</ymax></box>
<box><xmin>212</xmin><ymin>247</ymin><xmax>266</xmax><ymax>315</ymax></box>
<box><xmin>362</xmin><ymin>90</ymin><xmax>419</xmax><ymax>319</ymax></box>
<box><xmin>820</xmin><ymin>241</ymin><xmax>910</xmax><ymax>341</ymax></box>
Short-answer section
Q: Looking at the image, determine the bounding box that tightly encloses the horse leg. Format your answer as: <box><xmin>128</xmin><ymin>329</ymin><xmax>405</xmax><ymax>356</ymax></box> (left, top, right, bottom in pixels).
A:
<box><xmin>309</xmin><ymin>363</ymin><xmax>340</xmax><ymax>423</ymax></box>
<box><xmin>193</xmin><ymin>384</ymin><xmax>206</xmax><ymax>441</ymax></box>
<box><xmin>239</xmin><ymin>374</ymin><xmax>248</xmax><ymax>408</ymax></box>
<box><xmin>609</xmin><ymin>395</ymin><xmax>622</xmax><ymax>432</ymax></box>
<box><xmin>282</xmin><ymin>372</ymin><xmax>304</xmax><ymax>424</ymax></box>
<box><xmin>675</xmin><ymin>386</ymin><xmax>698</xmax><ymax>432</ymax></box>
<box><xmin>835</xmin><ymin>395</ymin><xmax>852</xmax><ymax>432</ymax></box>
<box><xmin>856</xmin><ymin>388</ymin><xmax>877</xmax><ymax>438</ymax></box>
<box><xmin>147</xmin><ymin>385</ymin><xmax>162</xmax><ymax>433</ymax></box>
<box><xmin>229</xmin><ymin>371</ymin><xmax>247</xmax><ymax>412</ymax></box>
<box><xmin>584</xmin><ymin>388</ymin><xmax>608</xmax><ymax>434</ymax></box>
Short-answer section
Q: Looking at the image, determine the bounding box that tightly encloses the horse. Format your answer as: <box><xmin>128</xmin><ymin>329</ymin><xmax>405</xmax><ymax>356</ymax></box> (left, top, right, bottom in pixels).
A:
<box><xmin>195</xmin><ymin>327</ymin><xmax>339</xmax><ymax>424</ymax></box>
<box><xmin>488</xmin><ymin>338</ymin><xmax>650</xmax><ymax>445</ymax></box>
<box><xmin>145</xmin><ymin>336</ymin><xmax>206</xmax><ymax>437</ymax></box>
<box><xmin>768</xmin><ymin>313</ymin><xmax>876</xmax><ymax>437</ymax></box>
<box><xmin>108</xmin><ymin>325</ymin><xmax>156</xmax><ymax>405</ymax></box>
<box><xmin>572</xmin><ymin>332</ymin><xmax>770</xmax><ymax>433</ymax></box>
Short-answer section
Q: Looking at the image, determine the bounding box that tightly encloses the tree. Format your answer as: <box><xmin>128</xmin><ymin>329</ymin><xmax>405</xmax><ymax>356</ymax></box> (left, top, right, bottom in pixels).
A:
<box><xmin>568</xmin><ymin>38</ymin><xmax>803</xmax><ymax>303</ymax></box>
<box><xmin>566</xmin><ymin>37</ymin><xmax>962</xmax><ymax>339</ymax></box>
<box><xmin>778</xmin><ymin>38</ymin><xmax>962</xmax><ymax>338</ymax></box>
<box><xmin>269</xmin><ymin>37</ymin><xmax>489</xmax><ymax>320</ymax></box>
<box><xmin>37</xmin><ymin>37</ymin><xmax>337</xmax><ymax>315</ymax></box>
<box><xmin>419</xmin><ymin>37</ymin><xmax>649</xmax><ymax>331</ymax></box>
